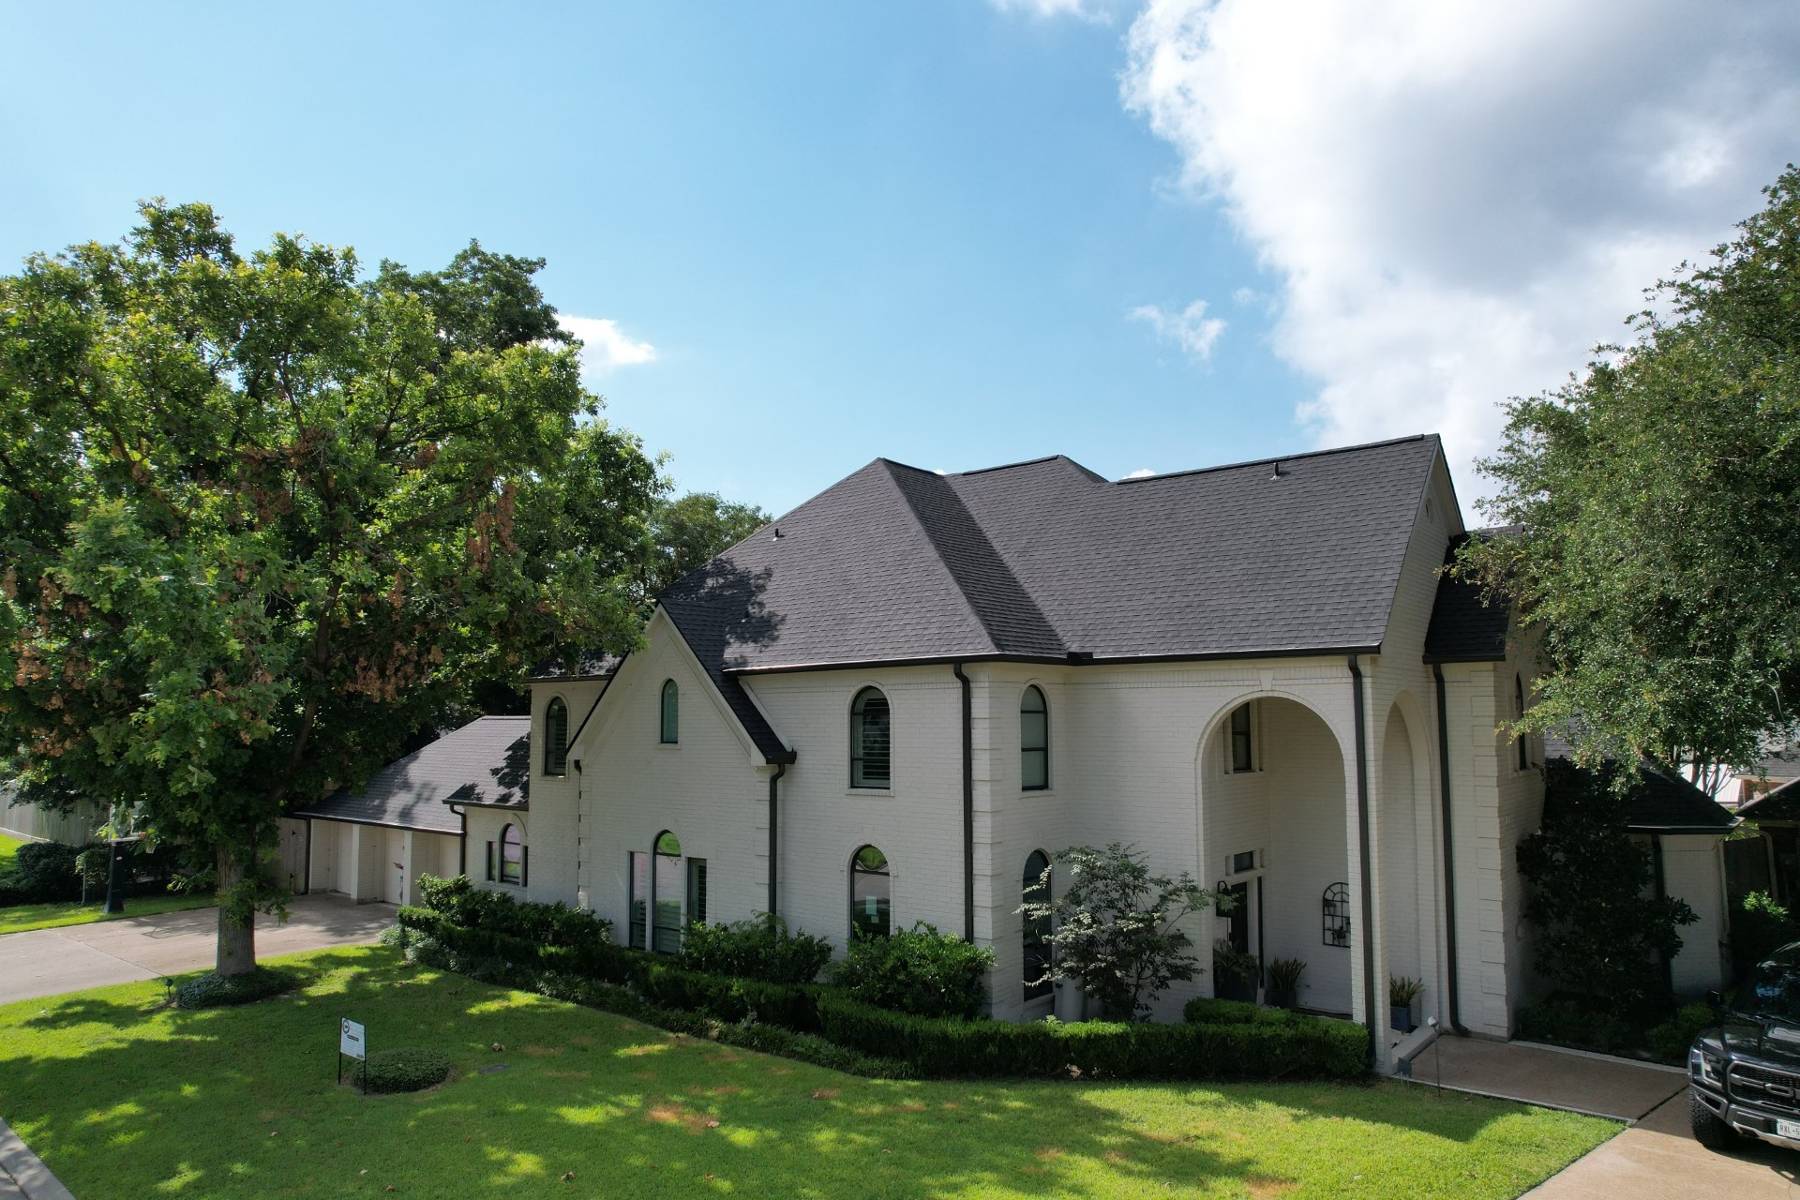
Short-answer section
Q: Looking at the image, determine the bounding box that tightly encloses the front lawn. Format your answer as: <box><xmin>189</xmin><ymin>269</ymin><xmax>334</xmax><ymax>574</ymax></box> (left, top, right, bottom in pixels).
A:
<box><xmin>0</xmin><ymin>891</ymin><xmax>217</xmax><ymax>935</ymax></box>
<box><xmin>0</xmin><ymin>831</ymin><xmax>24</xmax><ymax>869</ymax></box>
<box><xmin>0</xmin><ymin>946</ymin><xmax>1618</xmax><ymax>1200</ymax></box>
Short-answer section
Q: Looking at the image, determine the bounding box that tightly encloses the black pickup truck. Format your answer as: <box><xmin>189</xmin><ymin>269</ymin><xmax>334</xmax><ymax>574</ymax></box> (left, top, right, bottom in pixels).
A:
<box><xmin>1690</xmin><ymin>942</ymin><xmax>1800</xmax><ymax>1151</ymax></box>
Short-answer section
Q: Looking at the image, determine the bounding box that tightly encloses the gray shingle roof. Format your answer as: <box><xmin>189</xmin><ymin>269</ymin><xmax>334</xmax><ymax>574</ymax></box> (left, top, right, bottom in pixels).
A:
<box><xmin>660</xmin><ymin>436</ymin><xmax>1444</xmax><ymax>758</ymax></box>
<box><xmin>1542</xmin><ymin>736</ymin><xmax>1736</xmax><ymax>832</ymax></box>
<box><xmin>291</xmin><ymin>716</ymin><xmax>529</xmax><ymax>833</ymax></box>
<box><xmin>1423</xmin><ymin>532</ymin><xmax>1513</xmax><ymax>662</ymax></box>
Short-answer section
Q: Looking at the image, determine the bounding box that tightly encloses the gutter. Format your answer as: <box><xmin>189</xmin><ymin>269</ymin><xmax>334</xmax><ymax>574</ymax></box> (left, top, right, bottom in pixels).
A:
<box><xmin>954</xmin><ymin>663</ymin><xmax>974</xmax><ymax>943</ymax></box>
<box><xmin>1433</xmin><ymin>663</ymin><xmax>1468</xmax><ymax>1035</ymax></box>
<box><xmin>767</xmin><ymin>762</ymin><xmax>787</xmax><ymax>918</ymax></box>
<box><xmin>1348</xmin><ymin>655</ymin><xmax>1378</xmax><ymax>1055</ymax></box>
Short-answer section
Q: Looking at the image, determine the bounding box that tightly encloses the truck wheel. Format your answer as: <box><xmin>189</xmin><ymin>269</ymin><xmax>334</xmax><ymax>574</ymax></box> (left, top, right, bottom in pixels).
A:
<box><xmin>1689</xmin><ymin>1092</ymin><xmax>1740</xmax><ymax>1152</ymax></box>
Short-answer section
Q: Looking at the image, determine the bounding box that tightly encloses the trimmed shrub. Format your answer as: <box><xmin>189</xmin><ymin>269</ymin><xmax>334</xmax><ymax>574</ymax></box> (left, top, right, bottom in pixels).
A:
<box><xmin>1515</xmin><ymin>996</ymin><xmax>1642</xmax><ymax>1055</ymax></box>
<box><xmin>415</xmin><ymin>873</ymin><xmax>613</xmax><ymax>948</ymax></box>
<box><xmin>174</xmin><ymin>967</ymin><xmax>298</xmax><ymax>1010</ymax></box>
<box><xmin>361</xmin><ymin>1047</ymin><xmax>451</xmax><ymax>1093</ymax></box>
<box><xmin>1182</xmin><ymin>997</ymin><xmax>1292</xmax><ymax>1026</ymax></box>
<box><xmin>1647</xmin><ymin>1002</ymin><xmax>1720</xmax><ymax>1064</ymax></box>
<box><xmin>679</xmin><ymin>916</ymin><xmax>833</xmax><ymax>985</ymax></box>
<box><xmin>816</xmin><ymin>993</ymin><xmax>1368</xmax><ymax>1080</ymax></box>
<box><xmin>830</xmin><ymin>923</ymin><xmax>994</xmax><ymax>1019</ymax></box>
<box><xmin>10</xmin><ymin>841</ymin><xmax>86</xmax><ymax>902</ymax></box>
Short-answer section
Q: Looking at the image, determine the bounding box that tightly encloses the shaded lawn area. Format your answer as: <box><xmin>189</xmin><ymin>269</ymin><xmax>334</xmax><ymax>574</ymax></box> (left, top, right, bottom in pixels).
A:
<box><xmin>0</xmin><ymin>891</ymin><xmax>217</xmax><ymax>935</ymax></box>
<box><xmin>0</xmin><ymin>947</ymin><xmax>1618</xmax><ymax>1200</ymax></box>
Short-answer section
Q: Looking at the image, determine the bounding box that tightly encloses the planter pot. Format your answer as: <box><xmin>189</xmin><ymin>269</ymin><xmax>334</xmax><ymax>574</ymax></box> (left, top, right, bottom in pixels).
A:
<box><xmin>1268</xmin><ymin>985</ymin><xmax>1297</xmax><ymax>1010</ymax></box>
<box><xmin>1390</xmin><ymin>1002</ymin><xmax>1414</xmax><ymax>1033</ymax></box>
<box><xmin>1216</xmin><ymin>974</ymin><xmax>1257</xmax><ymax>1004</ymax></box>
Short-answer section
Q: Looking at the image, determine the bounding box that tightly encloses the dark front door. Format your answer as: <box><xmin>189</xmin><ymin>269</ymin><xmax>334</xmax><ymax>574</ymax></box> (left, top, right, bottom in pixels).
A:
<box><xmin>1224</xmin><ymin>881</ymin><xmax>1251</xmax><ymax>955</ymax></box>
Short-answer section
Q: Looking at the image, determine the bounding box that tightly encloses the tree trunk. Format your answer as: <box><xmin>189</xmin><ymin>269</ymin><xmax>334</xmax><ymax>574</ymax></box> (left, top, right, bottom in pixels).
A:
<box><xmin>215</xmin><ymin>843</ymin><xmax>257</xmax><ymax>976</ymax></box>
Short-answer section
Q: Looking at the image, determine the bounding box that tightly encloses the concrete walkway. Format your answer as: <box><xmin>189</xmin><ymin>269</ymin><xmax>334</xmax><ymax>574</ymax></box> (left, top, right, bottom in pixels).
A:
<box><xmin>1524</xmin><ymin>1090</ymin><xmax>1800</xmax><ymax>1198</ymax></box>
<box><xmin>0</xmin><ymin>894</ymin><xmax>396</xmax><ymax>1005</ymax></box>
<box><xmin>0</xmin><ymin>1118</ymin><xmax>73</xmax><ymax>1200</ymax></box>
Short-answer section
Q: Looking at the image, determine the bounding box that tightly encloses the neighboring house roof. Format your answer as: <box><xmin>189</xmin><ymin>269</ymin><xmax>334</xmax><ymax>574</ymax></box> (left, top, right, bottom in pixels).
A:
<box><xmin>1739</xmin><ymin>775</ymin><xmax>1800</xmax><ymax>822</ymax></box>
<box><xmin>290</xmin><ymin>716</ymin><xmax>530</xmax><ymax>834</ymax></box>
<box><xmin>1543</xmin><ymin>736</ymin><xmax>1736</xmax><ymax>833</ymax></box>
<box><xmin>529</xmin><ymin>653</ymin><xmax>621</xmax><ymax>683</ymax></box>
<box><xmin>659</xmin><ymin>436</ymin><xmax>1446</xmax><ymax>759</ymax></box>
<box><xmin>1423</xmin><ymin>531</ymin><xmax>1515</xmax><ymax>663</ymax></box>
<box><xmin>1741</xmin><ymin>738</ymin><xmax>1800</xmax><ymax>781</ymax></box>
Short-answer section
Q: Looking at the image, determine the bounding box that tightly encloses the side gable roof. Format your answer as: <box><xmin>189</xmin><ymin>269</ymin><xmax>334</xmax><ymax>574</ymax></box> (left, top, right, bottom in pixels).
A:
<box><xmin>662</xmin><ymin>435</ymin><xmax>1444</xmax><ymax>688</ymax></box>
<box><xmin>1424</xmin><ymin>531</ymin><xmax>1514</xmax><ymax>663</ymax></box>
<box><xmin>291</xmin><ymin>716</ymin><xmax>529</xmax><ymax>833</ymax></box>
<box><xmin>1543</xmin><ymin>735</ymin><xmax>1736</xmax><ymax>833</ymax></box>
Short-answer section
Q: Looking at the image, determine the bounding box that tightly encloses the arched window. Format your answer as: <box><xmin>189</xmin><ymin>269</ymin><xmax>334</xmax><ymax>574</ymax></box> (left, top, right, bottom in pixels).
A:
<box><xmin>1021</xmin><ymin>686</ymin><xmax>1049</xmax><ymax>791</ymax></box>
<box><xmin>544</xmin><ymin>697</ymin><xmax>568</xmax><ymax>776</ymax></box>
<box><xmin>660</xmin><ymin>679</ymin><xmax>680</xmax><ymax>745</ymax></box>
<box><xmin>850</xmin><ymin>687</ymin><xmax>891</xmax><ymax>788</ymax></box>
<box><xmin>500</xmin><ymin>823</ymin><xmax>524</xmax><ymax>886</ymax></box>
<box><xmin>1515</xmin><ymin>675</ymin><xmax>1529</xmax><ymax>770</ymax></box>
<box><xmin>653</xmin><ymin>830</ymin><xmax>683</xmax><ymax>953</ymax></box>
<box><xmin>1022</xmin><ymin>850</ymin><xmax>1052</xmax><ymax>1001</ymax></box>
<box><xmin>850</xmin><ymin>845</ymin><xmax>891</xmax><ymax>939</ymax></box>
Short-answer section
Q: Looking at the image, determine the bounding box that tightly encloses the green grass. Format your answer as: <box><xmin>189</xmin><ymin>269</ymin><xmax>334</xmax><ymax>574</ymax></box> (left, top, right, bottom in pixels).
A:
<box><xmin>0</xmin><ymin>946</ymin><xmax>1619</xmax><ymax>1200</ymax></box>
<box><xmin>0</xmin><ymin>891</ymin><xmax>217</xmax><ymax>935</ymax></box>
<box><xmin>0</xmin><ymin>831</ymin><xmax>24</xmax><ymax>869</ymax></box>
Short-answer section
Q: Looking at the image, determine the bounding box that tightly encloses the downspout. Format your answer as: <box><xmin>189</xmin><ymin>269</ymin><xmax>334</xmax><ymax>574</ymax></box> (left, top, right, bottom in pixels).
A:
<box><xmin>573</xmin><ymin>759</ymin><xmax>583</xmax><ymax>908</ymax></box>
<box><xmin>767</xmin><ymin>762</ymin><xmax>787</xmax><ymax>918</ymax></box>
<box><xmin>1433</xmin><ymin>663</ymin><xmax>1467</xmax><ymax>1034</ymax></box>
<box><xmin>1348</xmin><ymin>655</ymin><xmax>1378</xmax><ymax>1054</ymax></box>
<box><xmin>954</xmin><ymin>663</ymin><xmax>974</xmax><ymax>943</ymax></box>
<box><xmin>302</xmin><ymin>819</ymin><xmax>313</xmax><ymax>896</ymax></box>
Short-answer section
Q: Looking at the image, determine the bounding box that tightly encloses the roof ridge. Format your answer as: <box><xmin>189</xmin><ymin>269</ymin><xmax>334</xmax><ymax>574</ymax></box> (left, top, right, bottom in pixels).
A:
<box><xmin>1116</xmin><ymin>433</ymin><xmax>1434</xmax><ymax>485</ymax></box>
<box><xmin>879</xmin><ymin>462</ymin><xmax>1066</xmax><ymax>657</ymax></box>
<box><xmin>876</xmin><ymin>462</ymin><xmax>1005</xmax><ymax>655</ymax></box>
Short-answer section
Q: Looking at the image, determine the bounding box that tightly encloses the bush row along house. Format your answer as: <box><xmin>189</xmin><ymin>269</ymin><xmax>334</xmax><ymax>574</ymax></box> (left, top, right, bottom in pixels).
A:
<box><xmin>277</xmin><ymin>434</ymin><xmax>1736</xmax><ymax>1064</ymax></box>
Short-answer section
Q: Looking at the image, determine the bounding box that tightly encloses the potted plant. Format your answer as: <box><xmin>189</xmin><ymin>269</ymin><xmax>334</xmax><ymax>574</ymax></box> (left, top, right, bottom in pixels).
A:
<box><xmin>1266</xmin><ymin>957</ymin><xmax>1306</xmax><ymax>1009</ymax></box>
<box><xmin>1212</xmin><ymin>940</ymin><xmax>1260</xmax><ymax>1003</ymax></box>
<box><xmin>1390</xmin><ymin>975</ymin><xmax>1424</xmax><ymax>1032</ymax></box>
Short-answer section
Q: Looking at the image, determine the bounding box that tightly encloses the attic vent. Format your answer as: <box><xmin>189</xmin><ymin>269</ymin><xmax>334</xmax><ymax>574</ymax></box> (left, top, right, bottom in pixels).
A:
<box><xmin>1270</xmin><ymin>460</ymin><xmax>1284</xmax><ymax>480</ymax></box>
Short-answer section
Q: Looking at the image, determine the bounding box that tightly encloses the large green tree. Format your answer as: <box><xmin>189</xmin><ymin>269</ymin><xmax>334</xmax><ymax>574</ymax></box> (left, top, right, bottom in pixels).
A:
<box><xmin>0</xmin><ymin>202</ymin><xmax>661</xmax><ymax>973</ymax></box>
<box><xmin>636</xmin><ymin>491</ymin><xmax>770</xmax><ymax>605</ymax></box>
<box><xmin>1461</xmin><ymin>166</ymin><xmax>1800</xmax><ymax>784</ymax></box>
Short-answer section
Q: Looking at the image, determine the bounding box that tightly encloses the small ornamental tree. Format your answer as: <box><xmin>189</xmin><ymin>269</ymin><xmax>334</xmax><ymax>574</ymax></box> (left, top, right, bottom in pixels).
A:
<box><xmin>1020</xmin><ymin>843</ymin><xmax>1221</xmax><ymax>1021</ymax></box>
<box><xmin>1517</xmin><ymin>758</ymin><xmax>1697</xmax><ymax>1014</ymax></box>
<box><xmin>0</xmin><ymin>202</ymin><xmax>661</xmax><ymax>974</ymax></box>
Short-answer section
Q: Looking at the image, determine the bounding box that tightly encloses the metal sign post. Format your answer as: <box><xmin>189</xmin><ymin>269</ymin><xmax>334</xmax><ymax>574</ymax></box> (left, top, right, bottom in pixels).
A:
<box><xmin>339</xmin><ymin>1018</ymin><xmax>367</xmax><ymax>1091</ymax></box>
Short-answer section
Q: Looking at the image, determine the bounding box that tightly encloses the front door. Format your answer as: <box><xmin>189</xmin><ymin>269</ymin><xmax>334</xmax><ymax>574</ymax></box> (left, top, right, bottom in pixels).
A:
<box><xmin>1224</xmin><ymin>881</ymin><xmax>1252</xmax><ymax>956</ymax></box>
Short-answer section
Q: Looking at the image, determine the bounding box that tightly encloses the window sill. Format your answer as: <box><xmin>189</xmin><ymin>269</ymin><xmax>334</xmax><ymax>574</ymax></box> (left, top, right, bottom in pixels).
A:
<box><xmin>846</xmin><ymin>787</ymin><xmax>894</xmax><ymax>799</ymax></box>
<box><xmin>1021</xmin><ymin>789</ymin><xmax>1055</xmax><ymax>798</ymax></box>
<box><xmin>657</xmin><ymin>742</ymin><xmax>680</xmax><ymax>750</ymax></box>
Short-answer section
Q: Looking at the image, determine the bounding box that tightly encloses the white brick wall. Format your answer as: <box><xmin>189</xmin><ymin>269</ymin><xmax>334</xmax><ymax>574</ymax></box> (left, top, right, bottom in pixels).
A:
<box><xmin>1661</xmin><ymin>833</ymin><xmax>1729</xmax><ymax>996</ymax></box>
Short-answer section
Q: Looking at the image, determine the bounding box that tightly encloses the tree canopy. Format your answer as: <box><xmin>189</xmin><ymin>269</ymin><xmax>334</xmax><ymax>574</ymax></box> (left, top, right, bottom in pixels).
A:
<box><xmin>0</xmin><ymin>202</ymin><xmax>662</xmax><ymax>971</ymax></box>
<box><xmin>1461</xmin><ymin>166</ymin><xmax>1800</xmax><ymax>782</ymax></box>
<box><xmin>636</xmin><ymin>491</ymin><xmax>771</xmax><ymax>605</ymax></box>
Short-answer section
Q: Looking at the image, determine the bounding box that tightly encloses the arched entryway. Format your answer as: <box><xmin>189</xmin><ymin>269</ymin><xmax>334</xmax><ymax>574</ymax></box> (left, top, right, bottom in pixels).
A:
<box><xmin>1198</xmin><ymin>695</ymin><xmax>1352</xmax><ymax>1016</ymax></box>
<box><xmin>1378</xmin><ymin>698</ymin><xmax>1440</xmax><ymax>1027</ymax></box>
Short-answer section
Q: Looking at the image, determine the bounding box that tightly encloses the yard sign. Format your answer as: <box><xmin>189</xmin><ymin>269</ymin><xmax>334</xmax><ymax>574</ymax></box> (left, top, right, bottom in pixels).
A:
<box><xmin>339</xmin><ymin>1017</ymin><xmax>367</xmax><ymax>1090</ymax></box>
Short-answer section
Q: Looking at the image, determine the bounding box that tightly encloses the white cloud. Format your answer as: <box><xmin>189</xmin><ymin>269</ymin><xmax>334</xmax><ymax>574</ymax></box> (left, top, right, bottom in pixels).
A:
<box><xmin>1124</xmin><ymin>466</ymin><xmax>1157</xmax><ymax>479</ymax></box>
<box><xmin>1230</xmin><ymin>286</ymin><xmax>1260</xmax><ymax>307</ymax></box>
<box><xmin>1129</xmin><ymin>299</ymin><xmax>1226</xmax><ymax>361</ymax></box>
<box><xmin>1120</xmin><ymin>0</ymin><xmax>1800</xmax><ymax>505</ymax></box>
<box><xmin>988</xmin><ymin>0</ymin><xmax>1118</xmax><ymax>22</ymax></box>
<box><xmin>559</xmin><ymin>314</ymin><xmax>657</xmax><ymax>375</ymax></box>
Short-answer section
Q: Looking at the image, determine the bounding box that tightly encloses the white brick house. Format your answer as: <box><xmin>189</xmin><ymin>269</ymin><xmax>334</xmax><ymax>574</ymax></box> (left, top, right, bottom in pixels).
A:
<box><xmin>464</xmin><ymin>435</ymin><xmax>1557</xmax><ymax>1057</ymax></box>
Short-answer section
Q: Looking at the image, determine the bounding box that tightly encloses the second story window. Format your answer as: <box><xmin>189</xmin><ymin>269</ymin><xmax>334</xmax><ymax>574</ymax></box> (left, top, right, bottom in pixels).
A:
<box><xmin>660</xmin><ymin>679</ymin><xmax>679</xmax><ymax>745</ymax></box>
<box><xmin>850</xmin><ymin>686</ymin><xmax>891</xmax><ymax>788</ymax></box>
<box><xmin>544</xmin><ymin>697</ymin><xmax>568</xmax><ymax>776</ymax></box>
<box><xmin>1021</xmin><ymin>685</ymin><xmax>1049</xmax><ymax>791</ymax></box>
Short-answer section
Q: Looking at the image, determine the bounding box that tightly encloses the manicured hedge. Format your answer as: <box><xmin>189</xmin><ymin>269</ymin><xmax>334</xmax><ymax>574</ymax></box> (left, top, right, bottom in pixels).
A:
<box><xmin>817</xmin><ymin>992</ymin><xmax>1368</xmax><ymax>1081</ymax></box>
<box><xmin>679</xmin><ymin>916</ymin><xmax>833</xmax><ymax>985</ymax></box>
<box><xmin>398</xmin><ymin>889</ymin><xmax>1369</xmax><ymax>1083</ymax></box>
<box><xmin>173</xmin><ymin>967</ymin><xmax>298</xmax><ymax>1010</ymax></box>
<box><xmin>361</xmin><ymin>1047</ymin><xmax>451</xmax><ymax>1093</ymax></box>
<box><xmin>830</xmin><ymin>923</ymin><xmax>993</xmax><ymax>1019</ymax></box>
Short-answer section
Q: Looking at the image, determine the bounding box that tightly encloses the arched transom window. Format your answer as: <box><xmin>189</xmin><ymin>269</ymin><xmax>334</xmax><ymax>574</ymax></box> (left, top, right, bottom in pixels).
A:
<box><xmin>544</xmin><ymin>697</ymin><xmax>569</xmax><ymax>776</ymax></box>
<box><xmin>660</xmin><ymin>679</ymin><xmax>680</xmax><ymax>745</ymax></box>
<box><xmin>850</xmin><ymin>845</ymin><xmax>891</xmax><ymax>940</ymax></box>
<box><xmin>850</xmin><ymin>687</ymin><xmax>891</xmax><ymax>788</ymax></box>
<box><xmin>1021</xmin><ymin>685</ymin><xmax>1049</xmax><ymax>791</ymax></box>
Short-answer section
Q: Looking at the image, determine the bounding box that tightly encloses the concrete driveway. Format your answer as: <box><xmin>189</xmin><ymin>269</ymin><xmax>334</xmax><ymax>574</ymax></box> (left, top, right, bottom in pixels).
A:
<box><xmin>0</xmin><ymin>894</ymin><xmax>395</xmax><ymax>1005</ymax></box>
<box><xmin>1525</xmin><ymin>1089</ymin><xmax>1800</xmax><ymax>1198</ymax></box>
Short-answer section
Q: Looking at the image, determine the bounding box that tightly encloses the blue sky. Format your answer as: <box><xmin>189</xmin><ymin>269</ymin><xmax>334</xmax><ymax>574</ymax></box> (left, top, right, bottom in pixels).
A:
<box><xmin>5</xmin><ymin>2</ymin><xmax>1796</xmax><ymax>518</ymax></box>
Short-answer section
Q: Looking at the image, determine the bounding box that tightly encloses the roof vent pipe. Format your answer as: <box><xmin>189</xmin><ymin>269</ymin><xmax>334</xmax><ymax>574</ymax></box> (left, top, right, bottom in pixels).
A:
<box><xmin>770</xmin><ymin>527</ymin><xmax>784</xmax><ymax>541</ymax></box>
<box><xmin>1270</xmin><ymin>460</ymin><xmax>1284</xmax><ymax>480</ymax></box>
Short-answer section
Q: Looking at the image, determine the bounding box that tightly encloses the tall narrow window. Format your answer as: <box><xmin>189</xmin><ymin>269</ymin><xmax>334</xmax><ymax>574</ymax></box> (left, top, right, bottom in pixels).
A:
<box><xmin>1228</xmin><ymin>703</ymin><xmax>1255</xmax><ymax>773</ymax></box>
<box><xmin>653</xmin><ymin>830</ymin><xmax>683</xmax><ymax>953</ymax></box>
<box><xmin>1515</xmin><ymin>675</ymin><xmax>1528</xmax><ymax>770</ymax></box>
<box><xmin>544</xmin><ymin>697</ymin><xmax>569</xmax><ymax>776</ymax></box>
<box><xmin>687</xmin><ymin>858</ymin><xmax>707</xmax><ymax>927</ymax></box>
<box><xmin>1021</xmin><ymin>686</ymin><xmax>1049</xmax><ymax>791</ymax></box>
<box><xmin>660</xmin><ymin>680</ymin><xmax>680</xmax><ymax>745</ymax></box>
<box><xmin>500</xmin><ymin>824</ymin><xmax>523</xmax><ymax>885</ymax></box>
<box><xmin>850</xmin><ymin>845</ymin><xmax>891</xmax><ymax>939</ymax></box>
<box><xmin>850</xmin><ymin>687</ymin><xmax>891</xmax><ymax>788</ymax></box>
<box><xmin>628</xmin><ymin>851</ymin><xmax>648</xmax><ymax>949</ymax></box>
<box><xmin>1022</xmin><ymin>850</ymin><xmax>1053</xmax><ymax>1001</ymax></box>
